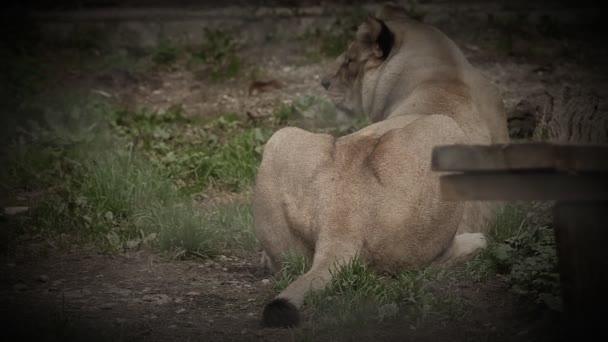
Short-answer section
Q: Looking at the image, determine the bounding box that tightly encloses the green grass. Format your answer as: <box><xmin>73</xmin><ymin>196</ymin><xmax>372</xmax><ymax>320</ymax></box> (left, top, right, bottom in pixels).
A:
<box><xmin>111</xmin><ymin>107</ymin><xmax>273</xmax><ymax>192</ymax></box>
<box><xmin>272</xmin><ymin>254</ymin><xmax>312</xmax><ymax>292</ymax></box>
<box><xmin>152</xmin><ymin>40</ymin><xmax>180</xmax><ymax>66</ymax></box>
<box><xmin>2</xmin><ymin>94</ymin><xmax>258</xmax><ymax>257</ymax></box>
<box><xmin>464</xmin><ymin>203</ymin><xmax>561</xmax><ymax>310</ymax></box>
<box><xmin>190</xmin><ymin>28</ymin><xmax>241</xmax><ymax>80</ymax></box>
<box><xmin>272</xmin><ymin>254</ymin><xmax>464</xmax><ymax>337</ymax></box>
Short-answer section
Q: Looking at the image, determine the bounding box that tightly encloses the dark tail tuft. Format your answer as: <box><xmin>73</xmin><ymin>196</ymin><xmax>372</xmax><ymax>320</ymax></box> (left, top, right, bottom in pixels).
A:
<box><xmin>262</xmin><ymin>298</ymin><xmax>300</xmax><ymax>328</ymax></box>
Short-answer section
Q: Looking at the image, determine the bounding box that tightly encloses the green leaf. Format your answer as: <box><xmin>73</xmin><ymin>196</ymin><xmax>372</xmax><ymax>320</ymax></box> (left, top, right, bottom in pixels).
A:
<box><xmin>493</xmin><ymin>243</ymin><xmax>513</xmax><ymax>261</ymax></box>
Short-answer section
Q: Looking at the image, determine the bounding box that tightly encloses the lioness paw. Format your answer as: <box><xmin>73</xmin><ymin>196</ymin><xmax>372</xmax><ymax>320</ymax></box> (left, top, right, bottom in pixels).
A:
<box><xmin>438</xmin><ymin>232</ymin><xmax>488</xmax><ymax>265</ymax></box>
<box><xmin>262</xmin><ymin>298</ymin><xmax>300</xmax><ymax>328</ymax></box>
<box><xmin>455</xmin><ymin>232</ymin><xmax>487</xmax><ymax>257</ymax></box>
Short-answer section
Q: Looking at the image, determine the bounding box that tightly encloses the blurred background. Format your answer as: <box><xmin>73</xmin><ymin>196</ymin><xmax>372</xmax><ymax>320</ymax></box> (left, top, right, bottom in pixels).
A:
<box><xmin>0</xmin><ymin>0</ymin><xmax>606</xmax><ymax>341</ymax></box>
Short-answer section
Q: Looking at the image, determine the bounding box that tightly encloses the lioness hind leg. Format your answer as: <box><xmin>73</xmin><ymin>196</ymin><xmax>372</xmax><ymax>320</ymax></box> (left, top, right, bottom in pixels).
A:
<box><xmin>263</xmin><ymin>243</ymin><xmax>360</xmax><ymax>328</ymax></box>
<box><xmin>435</xmin><ymin>233</ymin><xmax>487</xmax><ymax>266</ymax></box>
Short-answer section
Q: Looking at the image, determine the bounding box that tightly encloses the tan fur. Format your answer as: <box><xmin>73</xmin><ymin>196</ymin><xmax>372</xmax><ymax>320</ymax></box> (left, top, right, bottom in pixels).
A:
<box><xmin>254</xmin><ymin>5</ymin><xmax>509</xmax><ymax>325</ymax></box>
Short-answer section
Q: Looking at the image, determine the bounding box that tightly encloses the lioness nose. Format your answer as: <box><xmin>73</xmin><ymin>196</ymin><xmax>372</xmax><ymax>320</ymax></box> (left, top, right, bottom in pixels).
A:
<box><xmin>321</xmin><ymin>79</ymin><xmax>330</xmax><ymax>90</ymax></box>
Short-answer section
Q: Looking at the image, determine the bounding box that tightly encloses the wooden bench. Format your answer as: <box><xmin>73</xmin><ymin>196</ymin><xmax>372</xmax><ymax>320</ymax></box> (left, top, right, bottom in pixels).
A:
<box><xmin>432</xmin><ymin>143</ymin><xmax>608</xmax><ymax>339</ymax></box>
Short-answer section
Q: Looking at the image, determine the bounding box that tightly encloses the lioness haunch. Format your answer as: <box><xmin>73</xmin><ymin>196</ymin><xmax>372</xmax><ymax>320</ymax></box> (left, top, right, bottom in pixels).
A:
<box><xmin>254</xmin><ymin>4</ymin><xmax>509</xmax><ymax>328</ymax></box>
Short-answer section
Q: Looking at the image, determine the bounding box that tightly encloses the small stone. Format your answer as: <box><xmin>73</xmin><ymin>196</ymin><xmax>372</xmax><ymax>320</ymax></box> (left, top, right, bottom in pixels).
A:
<box><xmin>174</xmin><ymin>297</ymin><xmax>183</xmax><ymax>303</ymax></box>
<box><xmin>241</xmin><ymin>329</ymin><xmax>248</xmax><ymax>335</ymax></box>
<box><xmin>186</xmin><ymin>291</ymin><xmax>200</xmax><ymax>296</ymax></box>
<box><xmin>37</xmin><ymin>275</ymin><xmax>49</xmax><ymax>283</ymax></box>
<box><xmin>168</xmin><ymin>324</ymin><xmax>177</xmax><ymax>329</ymax></box>
<box><xmin>117</xmin><ymin>289</ymin><xmax>132</xmax><ymax>296</ymax></box>
<box><xmin>101</xmin><ymin>303</ymin><xmax>116</xmax><ymax>310</ymax></box>
<box><xmin>51</xmin><ymin>279</ymin><xmax>65</xmax><ymax>287</ymax></box>
<box><xmin>176</xmin><ymin>308</ymin><xmax>186</xmax><ymax>314</ymax></box>
<box><xmin>222</xmin><ymin>268</ymin><xmax>228</xmax><ymax>272</ymax></box>
<box><xmin>261</xmin><ymin>279</ymin><xmax>270</xmax><ymax>285</ymax></box>
<box><xmin>142</xmin><ymin>294</ymin><xmax>170</xmax><ymax>305</ymax></box>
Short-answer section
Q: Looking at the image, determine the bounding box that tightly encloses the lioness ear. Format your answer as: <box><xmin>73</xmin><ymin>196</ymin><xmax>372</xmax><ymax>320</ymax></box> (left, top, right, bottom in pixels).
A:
<box><xmin>356</xmin><ymin>16</ymin><xmax>394</xmax><ymax>59</ymax></box>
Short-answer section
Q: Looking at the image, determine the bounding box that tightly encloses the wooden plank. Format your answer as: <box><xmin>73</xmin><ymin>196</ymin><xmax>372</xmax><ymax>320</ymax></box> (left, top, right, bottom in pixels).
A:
<box><xmin>553</xmin><ymin>201</ymin><xmax>608</xmax><ymax>340</ymax></box>
<box><xmin>440</xmin><ymin>172</ymin><xmax>608</xmax><ymax>201</ymax></box>
<box><xmin>432</xmin><ymin>143</ymin><xmax>608</xmax><ymax>172</ymax></box>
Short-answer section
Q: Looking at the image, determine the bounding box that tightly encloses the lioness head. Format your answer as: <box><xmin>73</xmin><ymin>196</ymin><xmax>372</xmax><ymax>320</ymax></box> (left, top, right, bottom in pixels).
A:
<box><xmin>321</xmin><ymin>15</ymin><xmax>395</xmax><ymax>118</ymax></box>
<box><xmin>322</xmin><ymin>5</ymin><xmax>468</xmax><ymax>122</ymax></box>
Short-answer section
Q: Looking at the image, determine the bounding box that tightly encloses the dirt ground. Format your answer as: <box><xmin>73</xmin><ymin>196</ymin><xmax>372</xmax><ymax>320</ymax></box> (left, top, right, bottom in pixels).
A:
<box><xmin>2</xmin><ymin>246</ymin><xmax>565</xmax><ymax>342</ymax></box>
<box><xmin>2</xmin><ymin>2</ymin><xmax>606</xmax><ymax>341</ymax></box>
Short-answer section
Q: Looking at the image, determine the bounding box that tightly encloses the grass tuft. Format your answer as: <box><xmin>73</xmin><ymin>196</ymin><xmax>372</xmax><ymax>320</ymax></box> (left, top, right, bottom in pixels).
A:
<box><xmin>191</xmin><ymin>28</ymin><xmax>241</xmax><ymax>80</ymax></box>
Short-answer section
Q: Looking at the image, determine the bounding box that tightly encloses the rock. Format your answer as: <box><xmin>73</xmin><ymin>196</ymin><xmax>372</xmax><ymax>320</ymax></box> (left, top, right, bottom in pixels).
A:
<box><xmin>176</xmin><ymin>308</ymin><xmax>186</xmax><ymax>314</ymax></box>
<box><xmin>109</xmin><ymin>288</ymin><xmax>132</xmax><ymax>296</ymax></box>
<box><xmin>142</xmin><ymin>294</ymin><xmax>170</xmax><ymax>305</ymax></box>
<box><xmin>377</xmin><ymin>303</ymin><xmax>399</xmax><ymax>321</ymax></box>
<box><xmin>101</xmin><ymin>303</ymin><xmax>116</xmax><ymax>310</ymax></box>
<box><xmin>92</xmin><ymin>89</ymin><xmax>112</xmax><ymax>98</ymax></box>
<box><xmin>168</xmin><ymin>324</ymin><xmax>177</xmax><ymax>329</ymax></box>
<box><xmin>52</xmin><ymin>279</ymin><xmax>65</xmax><ymax>287</ymax></box>
<box><xmin>4</xmin><ymin>207</ymin><xmax>29</xmax><ymax>216</ymax></box>
<box><xmin>186</xmin><ymin>291</ymin><xmax>200</xmax><ymax>296</ymax></box>
<box><xmin>241</xmin><ymin>329</ymin><xmax>248</xmax><ymax>335</ymax></box>
<box><xmin>174</xmin><ymin>297</ymin><xmax>183</xmax><ymax>303</ymax></box>
<box><xmin>261</xmin><ymin>279</ymin><xmax>270</xmax><ymax>285</ymax></box>
<box><xmin>37</xmin><ymin>275</ymin><xmax>49</xmax><ymax>283</ymax></box>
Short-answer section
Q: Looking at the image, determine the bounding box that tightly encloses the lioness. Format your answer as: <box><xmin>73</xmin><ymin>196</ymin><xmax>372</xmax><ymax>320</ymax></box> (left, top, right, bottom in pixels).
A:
<box><xmin>254</xmin><ymin>4</ymin><xmax>509</xmax><ymax>327</ymax></box>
